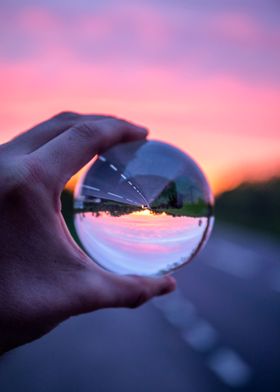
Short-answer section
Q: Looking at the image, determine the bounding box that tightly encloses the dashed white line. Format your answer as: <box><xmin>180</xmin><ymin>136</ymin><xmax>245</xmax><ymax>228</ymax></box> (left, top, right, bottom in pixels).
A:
<box><xmin>82</xmin><ymin>185</ymin><xmax>100</xmax><ymax>191</ymax></box>
<box><xmin>128</xmin><ymin>181</ymin><xmax>133</xmax><ymax>185</ymax></box>
<box><xmin>109</xmin><ymin>164</ymin><xmax>118</xmax><ymax>171</ymax></box>
<box><xmin>206</xmin><ymin>239</ymin><xmax>262</xmax><ymax>279</ymax></box>
<box><xmin>182</xmin><ymin>319</ymin><xmax>218</xmax><ymax>352</ymax></box>
<box><xmin>163</xmin><ymin>306</ymin><xmax>197</xmax><ymax>329</ymax></box>
<box><xmin>207</xmin><ymin>257</ymin><xmax>261</xmax><ymax>279</ymax></box>
<box><xmin>99</xmin><ymin>155</ymin><xmax>106</xmax><ymax>162</ymax></box>
<box><xmin>121</xmin><ymin>174</ymin><xmax>127</xmax><ymax>180</ymax></box>
<box><xmin>208</xmin><ymin>348</ymin><xmax>252</xmax><ymax>387</ymax></box>
<box><xmin>153</xmin><ymin>290</ymin><xmax>252</xmax><ymax>388</ymax></box>
<box><xmin>107</xmin><ymin>192</ymin><xmax>123</xmax><ymax>199</ymax></box>
<box><xmin>126</xmin><ymin>198</ymin><xmax>133</xmax><ymax>203</ymax></box>
<box><xmin>153</xmin><ymin>292</ymin><xmax>197</xmax><ymax>328</ymax></box>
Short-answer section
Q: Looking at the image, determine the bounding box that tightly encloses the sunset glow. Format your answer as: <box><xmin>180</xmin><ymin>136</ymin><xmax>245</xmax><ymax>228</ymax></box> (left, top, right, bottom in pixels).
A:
<box><xmin>1</xmin><ymin>1</ymin><xmax>279</xmax><ymax>194</ymax></box>
<box><xmin>133</xmin><ymin>209</ymin><xmax>154</xmax><ymax>217</ymax></box>
<box><xmin>75</xmin><ymin>211</ymin><xmax>210</xmax><ymax>275</ymax></box>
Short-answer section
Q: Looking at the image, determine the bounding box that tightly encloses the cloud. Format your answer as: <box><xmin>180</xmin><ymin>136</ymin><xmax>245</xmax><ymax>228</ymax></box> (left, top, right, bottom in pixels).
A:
<box><xmin>0</xmin><ymin>2</ymin><xmax>279</xmax><ymax>85</ymax></box>
<box><xmin>0</xmin><ymin>0</ymin><xmax>279</xmax><ymax>192</ymax></box>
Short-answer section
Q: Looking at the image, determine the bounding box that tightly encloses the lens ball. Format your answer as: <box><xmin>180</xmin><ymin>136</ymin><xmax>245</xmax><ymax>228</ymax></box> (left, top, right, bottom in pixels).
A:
<box><xmin>74</xmin><ymin>140</ymin><xmax>214</xmax><ymax>276</ymax></box>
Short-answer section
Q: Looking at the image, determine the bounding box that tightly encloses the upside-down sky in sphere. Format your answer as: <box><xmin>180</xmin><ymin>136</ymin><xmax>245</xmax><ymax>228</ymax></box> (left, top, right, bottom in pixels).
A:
<box><xmin>0</xmin><ymin>0</ymin><xmax>279</xmax><ymax>193</ymax></box>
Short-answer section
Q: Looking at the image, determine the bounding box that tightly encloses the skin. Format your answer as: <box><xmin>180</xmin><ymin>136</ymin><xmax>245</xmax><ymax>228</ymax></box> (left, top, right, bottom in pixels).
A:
<box><xmin>0</xmin><ymin>112</ymin><xmax>176</xmax><ymax>354</ymax></box>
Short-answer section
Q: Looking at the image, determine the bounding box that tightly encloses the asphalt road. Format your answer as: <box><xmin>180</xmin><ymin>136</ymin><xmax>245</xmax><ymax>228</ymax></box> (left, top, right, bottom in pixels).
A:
<box><xmin>0</xmin><ymin>224</ymin><xmax>280</xmax><ymax>392</ymax></box>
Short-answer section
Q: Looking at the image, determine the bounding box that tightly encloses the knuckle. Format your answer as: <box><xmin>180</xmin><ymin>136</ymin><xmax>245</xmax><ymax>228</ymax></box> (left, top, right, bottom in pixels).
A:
<box><xmin>0</xmin><ymin>155</ymin><xmax>50</xmax><ymax>205</ymax></box>
<box><xmin>54</xmin><ymin>111</ymin><xmax>80</xmax><ymax>121</ymax></box>
<box><xmin>70</xmin><ymin>122</ymin><xmax>105</xmax><ymax>143</ymax></box>
<box><xmin>0</xmin><ymin>142</ymin><xmax>17</xmax><ymax>163</ymax></box>
<box><xmin>11</xmin><ymin>156</ymin><xmax>48</xmax><ymax>198</ymax></box>
<box><xmin>0</xmin><ymin>157</ymin><xmax>42</xmax><ymax>200</ymax></box>
<box><xmin>22</xmin><ymin>156</ymin><xmax>46</xmax><ymax>184</ymax></box>
<box><xmin>0</xmin><ymin>142</ymin><xmax>10</xmax><ymax>155</ymax></box>
<box><xmin>0</xmin><ymin>159</ymin><xmax>21</xmax><ymax>195</ymax></box>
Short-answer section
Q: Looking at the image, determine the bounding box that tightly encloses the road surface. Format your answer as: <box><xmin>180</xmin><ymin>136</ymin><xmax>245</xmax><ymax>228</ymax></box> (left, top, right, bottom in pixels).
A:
<box><xmin>0</xmin><ymin>224</ymin><xmax>280</xmax><ymax>392</ymax></box>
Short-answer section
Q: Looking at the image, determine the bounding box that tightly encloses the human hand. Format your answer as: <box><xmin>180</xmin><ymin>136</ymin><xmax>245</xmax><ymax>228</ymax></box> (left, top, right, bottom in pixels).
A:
<box><xmin>0</xmin><ymin>112</ymin><xmax>176</xmax><ymax>353</ymax></box>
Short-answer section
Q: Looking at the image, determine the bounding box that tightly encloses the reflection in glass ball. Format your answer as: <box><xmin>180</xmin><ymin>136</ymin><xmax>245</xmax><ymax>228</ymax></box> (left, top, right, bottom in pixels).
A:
<box><xmin>74</xmin><ymin>140</ymin><xmax>214</xmax><ymax>276</ymax></box>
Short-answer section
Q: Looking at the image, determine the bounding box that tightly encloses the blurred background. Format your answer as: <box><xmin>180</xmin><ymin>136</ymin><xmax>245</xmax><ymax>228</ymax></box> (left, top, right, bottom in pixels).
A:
<box><xmin>0</xmin><ymin>0</ymin><xmax>279</xmax><ymax>391</ymax></box>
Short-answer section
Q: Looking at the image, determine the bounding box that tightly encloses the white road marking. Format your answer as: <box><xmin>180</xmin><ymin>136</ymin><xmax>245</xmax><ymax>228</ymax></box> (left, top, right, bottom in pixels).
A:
<box><xmin>208</xmin><ymin>348</ymin><xmax>252</xmax><ymax>387</ymax></box>
<box><xmin>128</xmin><ymin>181</ymin><xmax>133</xmax><ymax>185</ymax></box>
<box><xmin>107</xmin><ymin>192</ymin><xmax>123</xmax><ymax>199</ymax></box>
<box><xmin>126</xmin><ymin>198</ymin><xmax>133</xmax><ymax>203</ymax></box>
<box><xmin>121</xmin><ymin>174</ymin><xmax>127</xmax><ymax>180</ymax></box>
<box><xmin>82</xmin><ymin>185</ymin><xmax>100</xmax><ymax>191</ymax></box>
<box><xmin>153</xmin><ymin>292</ymin><xmax>197</xmax><ymax>328</ymax></box>
<box><xmin>99</xmin><ymin>155</ymin><xmax>106</xmax><ymax>162</ymax></box>
<box><xmin>182</xmin><ymin>319</ymin><xmax>218</xmax><ymax>352</ymax></box>
<box><xmin>206</xmin><ymin>239</ymin><xmax>262</xmax><ymax>278</ymax></box>
<box><xmin>163</xmin><ymin>306</ymin><xmax>197</xmax><ymax>329</ymax></box>
<box><xmin>208</xmin><ymin>257</ymin><xmax>261</xmax><ymax>279</ymax></box>
<box><xmin>153</xmin><ymin>290</ymin><xmax>254</xmax><ymax>388</ymax></box>
<box><xmin>109</xmin><ymin>164</ymin><xmax>118</xmax><ymax>171</ymax></box>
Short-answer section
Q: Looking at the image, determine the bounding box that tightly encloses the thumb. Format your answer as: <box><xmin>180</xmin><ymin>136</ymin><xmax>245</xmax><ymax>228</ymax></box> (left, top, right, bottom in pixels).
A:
<box><xmin>74</xmin><ymin>269</ymin><xmax>176</xmax><ymax>314</ymax></box>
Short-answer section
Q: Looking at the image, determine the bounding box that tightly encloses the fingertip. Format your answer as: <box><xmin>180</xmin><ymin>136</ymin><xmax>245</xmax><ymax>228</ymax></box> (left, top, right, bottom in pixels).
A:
<box><xmin>128</xmin><ymin>119</ymin><xmax>148</xmax><ymax>135</ymax></box>
<box><xmin>135</xmin><ymin>126</ymin><xmax>149</xmax><ymax>137</ymax></box>
<box><xmin>165</xmin><ymin>275</ymin><xmax>177</xmax><ymax>288</ymax></box>
<box><xmin>116</xmin><ymin>117</ymin><xmax>149</xmax><ymax>135</ymax></box>
<box><xmin>141</xmin><ymin>125</ymin><xmax>149</xmax><ymax>134</ymax></box>
<box><xmin>156</xmin><ymin>275</ymin><xmax>176</xmax><ymax>296</ymax></box>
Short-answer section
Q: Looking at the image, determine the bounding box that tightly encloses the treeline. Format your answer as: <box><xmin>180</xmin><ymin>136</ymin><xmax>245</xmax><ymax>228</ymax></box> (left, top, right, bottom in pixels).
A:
<box><xmin>215</xmin><ymin>177</ymin><xmax>280</xmax><ymax>238</ymax></box>
<box><xmin>62</xmin><ymin>177</ymin><xmax>280</xmax><ymax>239</ymax></box>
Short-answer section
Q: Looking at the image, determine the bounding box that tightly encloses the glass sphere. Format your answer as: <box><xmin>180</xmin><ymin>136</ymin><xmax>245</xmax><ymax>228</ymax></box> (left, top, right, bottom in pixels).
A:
<box><xmin>74</xmin><ymin>140</ymin><xmax>214</xmax><ymax>276</ymax></box>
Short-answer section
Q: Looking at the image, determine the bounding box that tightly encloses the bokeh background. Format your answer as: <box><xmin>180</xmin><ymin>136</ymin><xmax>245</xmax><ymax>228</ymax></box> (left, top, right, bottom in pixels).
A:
<box><xmin>0</xmin><ymin>1</ymin><xmax>279</xmax><ymax>391</ymax></box>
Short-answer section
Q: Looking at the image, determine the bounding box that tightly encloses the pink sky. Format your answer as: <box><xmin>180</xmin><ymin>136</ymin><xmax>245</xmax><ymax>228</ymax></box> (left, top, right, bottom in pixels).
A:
<box><xmin>75</xmin><ymin>211</ymin><xmax>207</xmax><ymax>274</ymax></box>
<box><xmin>0</xmin><ymin>1</ymin><xmax>279</xmax><ymax>193</ymax></box>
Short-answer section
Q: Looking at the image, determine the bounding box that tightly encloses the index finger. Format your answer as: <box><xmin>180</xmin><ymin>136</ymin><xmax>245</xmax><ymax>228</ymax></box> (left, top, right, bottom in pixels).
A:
<box><xmin>10</xmin><ymin>112</ymin><xmax>115</xmax><ymax>154</ymax></box>
<box><xmin>30</xmin><ymin>118</ymin><xmax>148</xmax><ymax>191</ymax></box>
